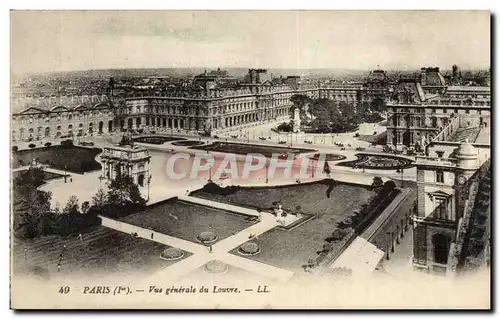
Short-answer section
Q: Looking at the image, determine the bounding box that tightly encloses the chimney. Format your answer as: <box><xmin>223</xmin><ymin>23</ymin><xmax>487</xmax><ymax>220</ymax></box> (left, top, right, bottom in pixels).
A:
<box><xmin>420</xmin><ymin>68</ymin><xmax>427</xmax><ymax>86</ymax></box>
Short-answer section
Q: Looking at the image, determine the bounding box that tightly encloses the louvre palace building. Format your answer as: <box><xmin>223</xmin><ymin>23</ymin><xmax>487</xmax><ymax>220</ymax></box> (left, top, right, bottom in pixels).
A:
<box><xmin>11</xmin><ymin>68</ymin><xmax>389</xmax><ymax>140</ymax></box>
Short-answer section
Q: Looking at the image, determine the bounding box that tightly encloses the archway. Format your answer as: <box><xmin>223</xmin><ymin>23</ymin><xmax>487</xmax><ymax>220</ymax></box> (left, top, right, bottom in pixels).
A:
<box><xmin>108</xmin><ymin>120</ymin><xmax>113</xmax><ymax>132</ymax></box>
<box><xmin>115</xmin><ymin>164</ymin><xmax>122</xmax><ymax>180</ymax></box>
<box><xmin>127</xmin><ymin>118</ymin><xmax>133</xmax><ymax>129</ymax></box>
<box><xmin>44</xmin><ymin>127</ymin><xmax>50</xmax><ymax>138</ymax></box>
<box><xmin>89</xmin><ymin>122</ymin><xmax>94</xmax><ymax>134</ymax></box>
<box><xmin>432</xmin><ymin>233</ymin><xmax>450</xmax><ymax>264</ymax></box>
<box><xmin>98</xmin><ymin>121</ymin><xmax>104</xmax><ymax>133</ymax></box>
<box><xmin>138</xmin><ymin>174</ymin><xmax>145</xmax><ymax>187</ymax></box>
<box><xmin>136</xmin><ymin>118</ymin><xmax>141</xmax><ymax>127</ymax></box>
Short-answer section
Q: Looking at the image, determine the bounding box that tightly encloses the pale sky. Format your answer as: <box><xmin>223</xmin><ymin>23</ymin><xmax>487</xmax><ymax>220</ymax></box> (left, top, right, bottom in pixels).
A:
<box><xmin>10</xmin><ymin>10</ymin><xmax>491</xmax><ymax>75</ymax></box>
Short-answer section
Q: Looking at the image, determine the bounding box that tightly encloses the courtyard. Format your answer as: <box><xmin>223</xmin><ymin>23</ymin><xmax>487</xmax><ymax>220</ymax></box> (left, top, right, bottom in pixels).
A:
<box><xmin>118</xmin><ymin>199</ymin><xmax>257</xmax><ymax>244</ymax></box>
<box><xmin>191</xmin><ymin>181</ymin><xmax>376</xmax><ymax>272</ymax></box>
<box><xmin>12</xmin><ymin>145</ymin><xmax>102</xmax><ymax>174</ymax></box>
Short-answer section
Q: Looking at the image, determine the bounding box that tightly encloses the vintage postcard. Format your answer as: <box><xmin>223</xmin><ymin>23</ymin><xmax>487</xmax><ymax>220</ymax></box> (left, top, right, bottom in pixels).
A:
<box><xmin>10</xmin><ymin>10</ymin><xmax>491</xmax><ymax>309</ymax></box>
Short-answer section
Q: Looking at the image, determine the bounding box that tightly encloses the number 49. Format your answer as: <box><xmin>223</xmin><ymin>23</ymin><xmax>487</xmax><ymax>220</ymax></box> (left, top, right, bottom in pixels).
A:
<box><xmin>59</xmin><ymin>286</ymin><xmax>70</xmax><ymax>294</ymax></box>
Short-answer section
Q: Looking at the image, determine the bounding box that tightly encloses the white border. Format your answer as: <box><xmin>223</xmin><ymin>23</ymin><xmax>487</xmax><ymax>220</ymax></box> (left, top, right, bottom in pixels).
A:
<box><xmin>2</xmin><ymin>1</ymin><xmax>498</xmax><ymax>317</ymax></box>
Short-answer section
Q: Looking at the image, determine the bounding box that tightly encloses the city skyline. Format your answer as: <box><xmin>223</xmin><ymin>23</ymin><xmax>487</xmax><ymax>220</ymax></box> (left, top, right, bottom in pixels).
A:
<box><xmin>11</xmin><ymin>10</ymin><xmax>491</xmax><ymax>75</ymax></box>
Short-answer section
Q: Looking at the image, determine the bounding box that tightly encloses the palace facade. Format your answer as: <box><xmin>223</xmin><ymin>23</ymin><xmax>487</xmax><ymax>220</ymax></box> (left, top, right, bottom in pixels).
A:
<box><xmin>11</xmin><ymin>68</ymin><xmax>391</xmax><ymax>140</ymax></box>
<box><xmin>386</xmin><ymin>67</ymin><xmax>491</xmax><ymax>151</ymax></box>
<box><xmin>413</xmin><ymin>139</ymin><xmax>491</xmax><ymax>276</ymax></box>
<box><xmin>11</xmin><ymin>94</ymin><xmax>115</xmax><ymax>142</ymax></box>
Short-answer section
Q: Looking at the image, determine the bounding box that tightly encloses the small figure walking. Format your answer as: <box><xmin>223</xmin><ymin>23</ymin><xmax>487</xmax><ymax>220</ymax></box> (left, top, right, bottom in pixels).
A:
<box><xmin>57</xmin><ymin>264</ymin><xmax>61</xmax><ymax>272</ymax></box>
<box><xmin>78</xmin><ymin>233</ymin><xmax>83</xmax><ymax>241</ymax></box>
<box><xmin>209</xmin><ymin>245</ymin><xmax>213</xmax><ymax>253</ymax></box>
<box><xmin>151</xmin><ymin>232</ymin><xmax>154</xmax><ymax>239</ymax></box>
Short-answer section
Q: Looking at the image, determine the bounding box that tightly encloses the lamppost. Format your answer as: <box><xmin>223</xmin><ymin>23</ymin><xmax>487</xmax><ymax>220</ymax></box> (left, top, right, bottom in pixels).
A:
<box><xmin>265</xmin><ymin>163</ymin><xmax>269</xmax><ymax>184</ymax></box>
<box><xmin>147</xmin><ymin>175</ymin><xmax>152</xmax><ymax>202</ymax></box>
<box><xmin>401</xmin><ymin>168</ymin><xmax>404</xmax><ymax>188</ymax></box>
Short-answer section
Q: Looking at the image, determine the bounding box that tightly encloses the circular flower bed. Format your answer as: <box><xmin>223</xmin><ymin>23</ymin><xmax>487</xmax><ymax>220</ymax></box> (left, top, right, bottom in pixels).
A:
<box><xmin>337</xmin><ymin>153</ymin><xmax>413</xmax><ymax>170</ymax></box>
<box><xmin>309</xmin><ymin>153</ymin><xmax>347</xmax><ymax>161</ymax></box>
<box><xmin>160</xmin><ymin>247</ymin><xmax>184</xmax><ymax>261</ymax></box>
<box><xmin>196</xmin><ymin>231</ymin><xmax>218</xmax><ymax>244</ymax></box>
<box><xmin>237</xmin><ymin>242</ymin><xmax>261</xmax><ymax>256</ymax></box>
<box><xmin>171</xmin><ymin>140</ymin><xmax>205</xmax><ymax>147</ymax></box>
<box><xmin>204</xmin><ymin>260</ymin><xmax>229</xmax><ymax>274</ymax></box>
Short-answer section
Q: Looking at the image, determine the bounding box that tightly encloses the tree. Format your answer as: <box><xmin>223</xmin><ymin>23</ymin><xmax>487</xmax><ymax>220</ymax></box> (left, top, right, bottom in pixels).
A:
<box><xmin>91</xmin><ymin>188</ymin><xmax>108</xmax><ymax>208</ymax></box>
<box><xmin>12</xmin><ymin>146</ymin><xmax>18</xmax><ymax>152</ymax></box>
<box><xmin>63</xmin><ymin>195</ymin><xmax>80</xmax><ymax>216</ymax></box>
<box><xmin>372</xmin><ymin>176</ymin><xmax>384</xmax><ymax>190</ymax></box>
<box><xmin>28</xmin><ymin>143</ymin><xmax>36</xmax><ymax>149</ymax></box>
<box><xmin>12</xmin><ymin>175</ymin><xmax>52</xmax><ymax>239</ymax></box>
<box><xmin>107</xmin><ymin>174</ymin><xmax>145</xmax><ymax>206</ymax></box>
<box><xmin>81</xmin><ymin>201</ymin><xmax>90</xmax><ymax>214</ymax></box>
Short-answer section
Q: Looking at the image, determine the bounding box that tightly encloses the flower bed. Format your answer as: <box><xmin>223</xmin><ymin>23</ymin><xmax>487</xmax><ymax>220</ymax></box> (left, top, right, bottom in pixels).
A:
<box><xmin>237</xmin><ymin>242</ymin><xmax>261</xmax><ymax>256</ymax></box>
<box><xmin>308</xmin><ymin>153</ymin><xmax>347</xmax><ymax>162</ymax></box>
<box><xmin>196</xmin><ymin>231</ymin><xmax>218</xmax><ymax>244</ymax></box>
<box><xmin>133</xmin><ymin>136</ymin><xmax>186</xmax><ymax>145</ymax></box>
<box><xmin>160</xmin><ymin>247</ymin><xmax>184</xmax><ymax>261</ymax></box>
<box><xmin>204</xmin><ymin>260</ymin><xmax>229</xmax><ymax>274</ymax></box>
<box><xmin>336</xmin><ymin>153</ymin><xmax>413</xmax><ymax>170</ymax></box>
<box><xmin>171</xmin><ymin>140</ymin><xmax>205</xmax><ymax>147</ymax></box>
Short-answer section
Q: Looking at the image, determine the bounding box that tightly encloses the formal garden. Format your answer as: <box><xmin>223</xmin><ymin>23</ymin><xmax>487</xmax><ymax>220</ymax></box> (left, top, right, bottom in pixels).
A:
<box><xmin>190</xmin><ymin>141</ymin><xmax>315</xmax><ymax>157</ymax></box>
<box><xmin>133</xmin><ymin>136</ymin><xmax>186</xmax><ymax>145</ymax></box>
<box><xmin>118</xmin><ymin>199</ymin><xmax>256</xmax><ymax>244</ymax></box>
<box><xmin>289</xmin><ymin>94</ymin><xmax>385</xmax><ymax>134</ymax></box>
<box><xmin>336</xmin><ymin>153</ymin><xmax>414</xmax><ymax>170</ymax></box>
<box><xmin>171</xmin><ymin>140</ymin><xmax>206</xmax><ymax>147</ymax></box>
<box><xmin>308</xmin><ymin>153</ymin><xmax>347</xmax><ymax>162</ymax></box>
<box><xmin>12</xmin><ymin>226</ymin><xmax>190</xmax><ymax>280</ymax></box>
<box><xmin>12</xmin><ymin>142</ymin><xmax>102</xmax><ymax>174</ymax></box>
<box><xmin>192</xmin><ymin>180</ymin><xmax>376</xmax><ymax>272</ymax></box>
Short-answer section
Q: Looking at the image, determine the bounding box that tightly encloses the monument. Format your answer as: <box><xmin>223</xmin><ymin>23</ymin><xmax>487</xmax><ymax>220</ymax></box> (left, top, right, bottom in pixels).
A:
<box><xmin>292</xmin><ymin>108</ymin><xmax>301</xmax><ymax>133</ymax></box>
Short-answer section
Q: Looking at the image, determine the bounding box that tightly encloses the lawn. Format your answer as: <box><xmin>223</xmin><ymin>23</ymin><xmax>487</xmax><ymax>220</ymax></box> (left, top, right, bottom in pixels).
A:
<box><xmin>118</xmin><ymin>199</ymin><xmax>256</xmax><ymax>244</ymax></box>
<box><xmin>134</xmin><ymin>136</ymin><xmax>186</xmax><ymax>144</ymax></box>
<box><xmin>192</xmin><ymin>181</ymin><xmax>375</xmax><ymax>272</ymax></box>
<box><xmin>12</xmin><ymin>226</ymin><xmax>190</xmax><ymax>280</ymax></box>
<box><xmin>12</xmin><ymin>146</ymin><xmax>102</xmax><ymax>174</ymax></box>
<box><xmin>12</xmin><ymin>169</ymin><xmax>66</xmax><ymax>182</ymax></box>
<box><xmin>190</xmin><ymin>142</ymin><xmax>316</xmax><ymax>157</ymax></box>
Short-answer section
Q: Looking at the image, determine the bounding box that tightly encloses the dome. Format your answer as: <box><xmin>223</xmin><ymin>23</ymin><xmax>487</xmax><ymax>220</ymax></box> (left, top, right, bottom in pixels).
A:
<box><xmin>456</xmin><ymin>140</ymin><xmax>477</xmax><ymax>158</ymax></box>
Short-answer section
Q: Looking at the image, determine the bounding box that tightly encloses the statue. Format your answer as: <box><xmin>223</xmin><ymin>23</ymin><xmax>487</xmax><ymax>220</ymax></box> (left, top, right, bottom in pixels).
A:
<box><xmin>292</xmin><ymin>108</ymin><xmax>301</xmax><ymax>133</ymax></box>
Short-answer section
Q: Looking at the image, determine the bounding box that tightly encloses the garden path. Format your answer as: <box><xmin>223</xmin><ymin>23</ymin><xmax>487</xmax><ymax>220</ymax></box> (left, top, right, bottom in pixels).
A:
<box><xmin>100</xmin><ymin>202</ymin><xmax>294</xmax><ymax>282</ymax></box>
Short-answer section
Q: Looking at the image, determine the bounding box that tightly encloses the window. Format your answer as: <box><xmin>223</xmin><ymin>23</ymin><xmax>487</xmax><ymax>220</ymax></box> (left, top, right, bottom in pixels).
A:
<box><xmin>443</xmin><ymin>108</ymin><xmax>447</xmax><ymax>114</ymax></box>
<box><xmin>435</xmin><ymin>197</ymin><xmax>447</xmax><ymax>219</ymax></box>
<box><xmin>436</xmin><ymin>151</ymin><xmax>444</xmax><ymax>158</ymax></box>
<box><xmin>465</xmin><ymin>109</ymin><xmax>470</xmax><ymax>114</ymax></box>
<box><xmin>433</xmin><ymin>234</ymin><xmax>449</xmax><ymax>264</ymax></box>
<box><xmin>436</xmin><ymin>170</ymin><xmax>444</xmax><ymax>183</ymax></box>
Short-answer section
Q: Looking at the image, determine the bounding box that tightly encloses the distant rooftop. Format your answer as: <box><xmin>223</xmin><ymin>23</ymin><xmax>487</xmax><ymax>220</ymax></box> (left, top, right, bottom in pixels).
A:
<box><xmin>446</xmin><ymin>86</ymin><xmax>491</xmax><ymax>92</ymax></box>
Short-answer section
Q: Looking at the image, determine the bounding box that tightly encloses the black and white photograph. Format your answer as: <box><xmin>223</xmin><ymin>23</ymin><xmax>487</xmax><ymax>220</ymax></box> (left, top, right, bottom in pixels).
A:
<box><xmin>8</xmin><ymin>9</ymin><xmax>491</xmax><ymax>309</ymax></box>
